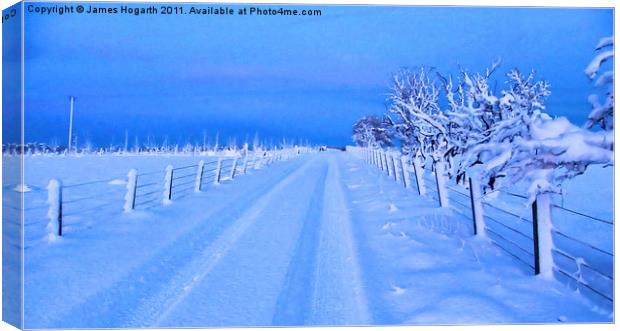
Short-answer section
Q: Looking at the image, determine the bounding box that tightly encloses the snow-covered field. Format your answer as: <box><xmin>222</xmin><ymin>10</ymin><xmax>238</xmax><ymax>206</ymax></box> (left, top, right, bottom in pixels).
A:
<box><xmin>6</xmin><ymin>151</ymin><xmax>613</xmax><ymax>328</ymax></box>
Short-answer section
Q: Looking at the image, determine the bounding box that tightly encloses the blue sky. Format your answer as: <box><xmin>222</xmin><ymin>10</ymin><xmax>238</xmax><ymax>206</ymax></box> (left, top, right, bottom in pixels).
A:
<box><xmin>19</xmin><ymin>3</ymin><xmax>613</xmax><ymax>147</ymax></box>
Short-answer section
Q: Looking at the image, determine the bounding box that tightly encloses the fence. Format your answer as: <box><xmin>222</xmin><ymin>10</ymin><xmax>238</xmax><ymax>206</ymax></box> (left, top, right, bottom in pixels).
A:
<box><xmin>45</xmin><ymin>147</ymin><xmax>312</xmax><ymax>238</ymax></box>
<box><xmin>351</xmin><ymin>146</ymin><xmax>613</xmax><ymax>309</ymax></box>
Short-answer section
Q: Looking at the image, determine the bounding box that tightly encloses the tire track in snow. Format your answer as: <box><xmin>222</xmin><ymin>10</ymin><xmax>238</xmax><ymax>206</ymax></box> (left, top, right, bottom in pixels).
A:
<box><xmin>273</xmin><ymin>153</ymin><xmax>371</xmax><ymax>326</ymax></box>
<box><xmin>46</xmin><ymin>156</ymin><xmax>314</xmax><ymax>328</ymax></box>
<box><xmin>306</xmin><ymin>155</ymin><xmax>371</xmax><ymax>325</ymax></box>
<box><xmin>129</xmin><ymin>155</ymin><xmax>323</xmax><ymax>327</ymax></box>
<box><xmin>270</xmin><ymin>164</ymin><xmax>328</xmax><ymax>325</ymax></box>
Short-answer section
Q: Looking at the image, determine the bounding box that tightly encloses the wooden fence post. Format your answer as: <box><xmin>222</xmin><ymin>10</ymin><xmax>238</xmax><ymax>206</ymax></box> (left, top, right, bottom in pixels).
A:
<box><xmin>434</xmin><ymin>161</ymin><xmax>449</xmax><ymax>207</ymax></box>
<box><xmin>532</xmin><ymin>193</ymin><xmax>554</xmax><ymax>278</ymax></box>
<box><xmin>163</xmin><ymin>165</ymin><xmax>173</xmax><ymax>204</ymax></box>
<box><xmin>242</xmin><ymin>149</ymin><xmax>250</xmax><ymax>174</ymax></box>
<box><xmin>230</xmin><ymin>157</ymin><xmax>239</xmax><ymax>179</ymax></box>
<box><xmin>373</xmin><ymin>150</ymin><xmax>378</xmax><ymax>167</ymax></box>
<box><xmin>400</xmin><ymin>156</ymin><xmax>410</xmax><ymax>188</ymax></box>
<box><xmin>468</xmin><ymin>176</ymin><xmax>485</xmax><ymax>236</ymax></box>
<box><xmin>46</xmin><ymin>179</ymin><xmax>63</xmax><ymax>237</ymax></box>
<box><xmin>384</xmin><ymin>152</ymin><xmax>391</xmax><ymax>176</ymax></box>
<box><xmin>391</xmin><ymin>154</ymin><xmax>399</xmax><ymax>181</ymax></box>
<box><xmin>412</xmin><ymin>157</ymin><xmax>426</xmax><ymax>196</ymax></box>
<box><xmin>124</xmin><ymin>169</ymin><xmax>138</xmax><ymax>212</ymax></box>
<box><xmin>214</xmin><ymin>158</ymin><xmax>222</xmax><ymax>184</ymax></box>
<box><xmin>195</xmin><ymin>161</ymin><xmax>205</xmax><ymax>192</ymax></box>
<box><xmin>251</xmin><ymin>151</ymin><xmax>259</xmax><ymax>169</ymax></box>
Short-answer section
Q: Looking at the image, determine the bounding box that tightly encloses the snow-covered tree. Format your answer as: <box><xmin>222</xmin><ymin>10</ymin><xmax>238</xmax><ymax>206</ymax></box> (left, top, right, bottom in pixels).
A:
<box><xmin>457</xmin><ymin>69</ymin><xmax>552</xmax><ymax>192</ymax></box>
<box><xmin>584</xmin><ymin>36</ymin><xmax>614</xmax><ymax>131</ymax></box>
<box><xmin>459</xmin><ymin>67</ymin><xmax>613</xmax><ymax>199</ymax></box>
<box><xmin>352</xmin><ymin>115</ymin><xmax>393</xmax><ymax>148</ymax></box>
<box><xmin>388</xmin><ymin>68</ymin><xmax>448</xmax><ymax>162</ymax></box>
<box><xmin>439</xmin><ymin>60</ymin><xmax>502</xmax><ymax>180</ymax></box>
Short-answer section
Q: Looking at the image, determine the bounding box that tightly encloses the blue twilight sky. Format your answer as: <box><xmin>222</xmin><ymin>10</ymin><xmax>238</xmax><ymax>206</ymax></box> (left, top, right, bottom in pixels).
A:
<box><xmin>20</xmin><ymin>3</ymin><xmax>613</xmax><ymax>147</ymax></box>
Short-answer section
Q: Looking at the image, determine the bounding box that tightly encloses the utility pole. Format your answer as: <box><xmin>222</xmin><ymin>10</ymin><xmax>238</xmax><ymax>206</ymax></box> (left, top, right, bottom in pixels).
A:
<box><xmin>67</xmin><ymin>96</ymin><xmax>75</xmax><ymax>152</ymax></box>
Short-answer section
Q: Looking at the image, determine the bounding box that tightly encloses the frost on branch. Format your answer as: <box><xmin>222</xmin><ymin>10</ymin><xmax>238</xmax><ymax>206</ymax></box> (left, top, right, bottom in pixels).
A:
<box><xmin>388</xmin><ymin>67</ymin><xmax>449</xmax><ymax>164</ymax></box>
<box><xmin>484</xmin><ymin>114</ymin><xmax>612</xmax><ymax>200</ymax></box>
<box><xmin>439</xmin><ymin>60</ymin><xmax>501</xmax><ymax>179</ymax></box>
<box><xmin>459</xmin><ymin>68</ymin><xmax>613</xmax><ymax>200</ymax></box>
<box><xmin>585</xmin><ymin>36</ymin><xmax>614</xmax><ymax>131</ymax></box>
<box><xmin>458</xmin><ymin>69</ymin><xmax>552</xmax><ymax>195</ymax></box>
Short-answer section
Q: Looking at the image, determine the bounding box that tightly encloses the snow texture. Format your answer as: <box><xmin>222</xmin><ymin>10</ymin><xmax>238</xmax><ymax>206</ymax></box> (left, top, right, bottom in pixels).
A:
<box><xmin>17</xmin><ymin>151</ymin><xmax>611</xmax><ymax>328</ymax></box>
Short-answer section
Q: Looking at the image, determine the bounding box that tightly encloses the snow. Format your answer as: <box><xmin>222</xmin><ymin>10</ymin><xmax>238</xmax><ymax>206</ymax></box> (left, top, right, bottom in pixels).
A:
<box><xmin>351</xmin><ymin>146</ymin><xmax>613</xmax><ymax>315</ymax></box>
<box><xmin>585</xmin><ymin>36</ymin><xmax>614</xmax><ymax>132</ymax></box>
<box><xmin>595</xmin><ymin>36</ymin><xmax>614</xmax><ymax>50</ymax></box>
<box><xmin>585</xmin><ymin>50</ymin><xmax>614</xmax><ymax>79</ymax></box>
<box><xmin>13</xmin><ymin>150</ymin><xmax>611</xmax><ymax>328</ymax></box>
<box><xmin>13</xmin><ymin>184</ymin><xmax>31</xmax><ymax>192</ymax></box>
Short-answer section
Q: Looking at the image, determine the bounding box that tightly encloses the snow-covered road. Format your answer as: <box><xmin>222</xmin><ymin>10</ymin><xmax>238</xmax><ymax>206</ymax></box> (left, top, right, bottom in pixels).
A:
<box><xmin>22</xmin><ymin>151</ymin><xmax>610</xmax><ymax>328</ymax></box>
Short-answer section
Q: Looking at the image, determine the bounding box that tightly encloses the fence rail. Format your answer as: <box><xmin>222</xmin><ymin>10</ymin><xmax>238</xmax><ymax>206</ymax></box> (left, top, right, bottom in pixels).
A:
<box><xmin>352</xmin><ymin>146</ymin><xmax>613</xmax><ymax>308</ymax></box>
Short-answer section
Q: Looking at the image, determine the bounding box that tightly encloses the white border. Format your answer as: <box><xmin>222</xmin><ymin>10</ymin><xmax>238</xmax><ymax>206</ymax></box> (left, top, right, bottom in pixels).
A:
<box><xmin>0</xmin><ymin>1</ymin><xmax>616</xmax><ymax>331</ymax></box>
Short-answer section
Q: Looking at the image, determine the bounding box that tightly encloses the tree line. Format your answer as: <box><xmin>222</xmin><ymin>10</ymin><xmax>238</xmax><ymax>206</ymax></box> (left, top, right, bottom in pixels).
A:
<box><xmin>353</xmin><ymin>37</ymin><xmax>614</xmax><ymax>200</ymax></box>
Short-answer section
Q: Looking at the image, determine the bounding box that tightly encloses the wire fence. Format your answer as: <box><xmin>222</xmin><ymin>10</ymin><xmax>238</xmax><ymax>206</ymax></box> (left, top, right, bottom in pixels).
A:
<box><xmin>353</xmin><ymin>146</ymin><xmax>613</xmax><ymax>307</ymax></box>
<box><xmin>42</xmin><ymin>147</ymin><xmax>313</xmax><ymax>239</ymax></box>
